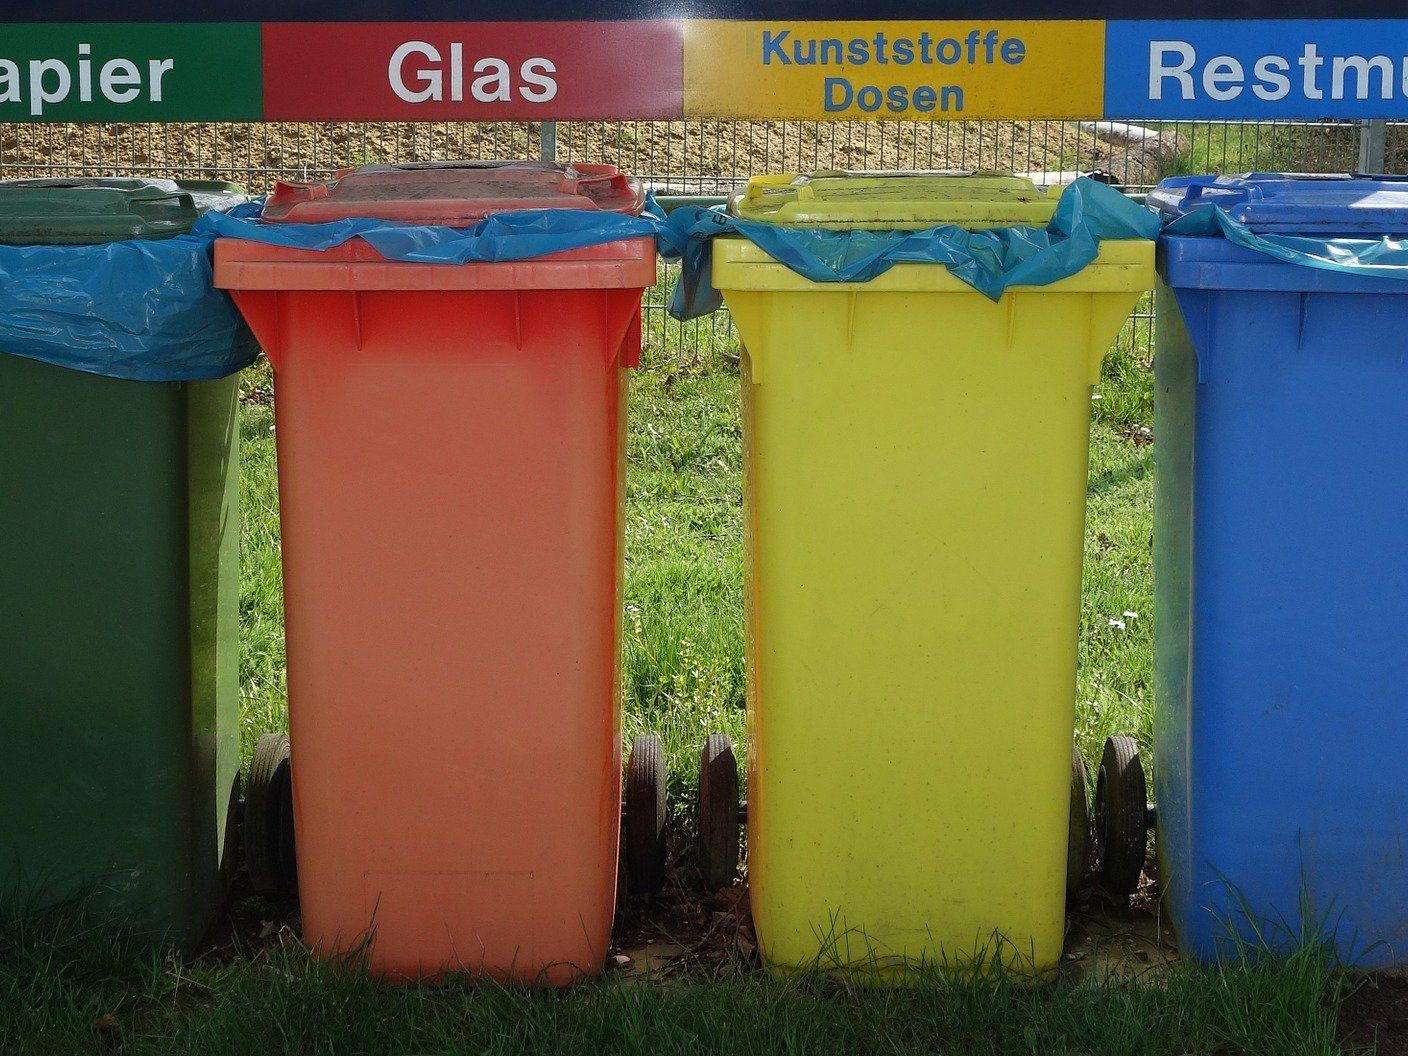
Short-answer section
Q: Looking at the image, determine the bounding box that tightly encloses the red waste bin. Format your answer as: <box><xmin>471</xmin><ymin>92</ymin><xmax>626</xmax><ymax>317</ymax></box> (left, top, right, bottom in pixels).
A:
<box><xmin>214</xmin><ymin>162</ymin><xmax>657</xmax><ymax>983</ymax></box>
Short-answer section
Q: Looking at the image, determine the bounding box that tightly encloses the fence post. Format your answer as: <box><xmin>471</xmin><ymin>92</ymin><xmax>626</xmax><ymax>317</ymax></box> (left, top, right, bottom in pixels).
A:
<box><xmin>1358</xmin><ymin>120</ymin><xmax>1387</xmax><ymax>174</ymax></box>
<box><xmin>539</xmin><ymin>121</ymin><xmax>559</xmax><ymax>163</ymax></box>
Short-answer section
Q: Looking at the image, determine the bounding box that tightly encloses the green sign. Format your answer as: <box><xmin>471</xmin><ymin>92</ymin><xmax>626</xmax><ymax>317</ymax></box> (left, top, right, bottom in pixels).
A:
<box><xmin>0</xmin><ymin>24</ymin><xmax>261</xmax><ymax>121</ymax></box>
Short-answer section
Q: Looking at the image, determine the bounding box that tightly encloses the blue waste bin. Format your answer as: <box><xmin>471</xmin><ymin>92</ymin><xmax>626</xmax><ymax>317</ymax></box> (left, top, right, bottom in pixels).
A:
<box><xmin>1149</xmin><ymin>173</ymin><xmax>1408</xmax><ymax>967</ymax></box>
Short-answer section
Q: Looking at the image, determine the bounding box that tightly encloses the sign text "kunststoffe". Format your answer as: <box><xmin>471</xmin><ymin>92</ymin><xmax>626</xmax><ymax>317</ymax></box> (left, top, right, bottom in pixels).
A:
<box><xmin>685</xmin><ymin>20</ymin><xmax>1101</xmax><ymax>119</ymax></box>
<box><xmin>760</xmin><ymin>26</ymin><xmax>1028</xmax><ymax>114</ymax></box>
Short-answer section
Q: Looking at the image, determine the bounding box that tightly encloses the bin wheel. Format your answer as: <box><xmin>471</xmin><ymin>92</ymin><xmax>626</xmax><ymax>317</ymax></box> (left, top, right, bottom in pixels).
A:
<box><xmin>1067</xmin><ymin>741</ymin><xmax>1092</xmax><ymax>899</ymax></box>
<box><xmin>246</xmin><ymin>732</ymin><xmax>297</xmax><ymax>895</ymax></box>
<box><xmin>697</xmin><ymin>734</ymin><xmax>741</xmax><ymax>892</ymax></box>
<box><xmin>220</xmin><ymin>772</ymin><xmax>242</xmax><ymax>889</ymax></box>
<box><xmin>1095</xmin><ymin>735</ymin><xmax>1148</xmax><ymax>897</ymax></box>
<box><xmin>624</xmin><ymin>734</ymin><xmax>668</xmax><ymax>895</ymax></box>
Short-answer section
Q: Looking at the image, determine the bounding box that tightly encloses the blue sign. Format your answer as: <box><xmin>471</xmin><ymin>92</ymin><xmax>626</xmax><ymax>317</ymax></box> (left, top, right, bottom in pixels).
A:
<box><xmin>1107</xmin><ymin>20</ymin><xmax>1408</xmax><ymax>118</ymax></box>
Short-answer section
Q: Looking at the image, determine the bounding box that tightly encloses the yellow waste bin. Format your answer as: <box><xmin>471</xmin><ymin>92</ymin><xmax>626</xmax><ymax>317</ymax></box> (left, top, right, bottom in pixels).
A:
<box><xmin>717</xmin><ymin>172</ymin><xmax>1154</xmax><ymax>977</ymax></box>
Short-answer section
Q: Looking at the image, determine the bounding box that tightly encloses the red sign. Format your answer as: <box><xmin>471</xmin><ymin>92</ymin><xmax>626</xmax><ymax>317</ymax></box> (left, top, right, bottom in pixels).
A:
<box><xmin>262</xmin><ymin>21</ymin><xmax>684</xmax><ymax>120</ymax></box>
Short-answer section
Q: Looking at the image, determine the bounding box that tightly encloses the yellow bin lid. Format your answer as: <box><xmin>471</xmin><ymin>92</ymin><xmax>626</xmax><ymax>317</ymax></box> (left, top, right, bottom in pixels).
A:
<box><xmin>729</xmin><ymin>170</ymin><xmax>1059</xmax><ymax>230</ymax></box>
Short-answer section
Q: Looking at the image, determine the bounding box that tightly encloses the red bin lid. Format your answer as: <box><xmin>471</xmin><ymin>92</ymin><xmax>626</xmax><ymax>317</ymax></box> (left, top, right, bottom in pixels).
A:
<box><xmin>261</xmin><ymin>160</ymin><xmax>646</xmax><ymax>225</ymax></box>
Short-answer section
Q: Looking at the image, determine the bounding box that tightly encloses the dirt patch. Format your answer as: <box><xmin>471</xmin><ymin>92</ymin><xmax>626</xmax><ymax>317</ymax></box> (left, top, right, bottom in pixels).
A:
<box><xmin>197</xmin><ymin>875</ymin><xmax>303</xmax><ymax>966</ymax></box>
<box><xmin>1063</xmin><ymin>895</ymin><xmax>1178</xmax><ymax>983</ymax></box>
<box><xmin>612</xmin><ymin>871</ymin><xmax>757</xmax><ymax>979</ymax></box>
<box><xmin>1118</xmin><ymin>424</ymin><xmax>1155</xmax><ymax>447</ymax></box>
<box><xmin>1341</xmin><ymin>975</ymin><xmax>1408</xmax><ymax>1056</ymax></box>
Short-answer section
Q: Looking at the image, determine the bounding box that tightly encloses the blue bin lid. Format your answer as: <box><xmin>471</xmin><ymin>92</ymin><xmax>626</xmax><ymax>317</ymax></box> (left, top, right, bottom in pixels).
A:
<box><xmin>1149</xmin><ymin>173</ymin><xmax>1408</xmax><ymax>235</ymax></box>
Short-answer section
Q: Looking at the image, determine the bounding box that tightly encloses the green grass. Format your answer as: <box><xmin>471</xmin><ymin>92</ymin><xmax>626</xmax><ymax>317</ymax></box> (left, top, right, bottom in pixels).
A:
<box><xmin>0</xmin><ymin>905</ymin><xmax>1350</xmax><ymax>1056</ymax></box>
<box><xmin>1</xmin><ymin>289</ymin><xmax>1358</xmax><ymax>1054</ymax></box>
<box><xmin>624</xmin><ymin>357</ymin><xmax>746</xmax><ymax>791</ymax></box>
<box><xmin>237</xmin><ymin>369</ymin><xmax>285</xmax><ymax>754</ymax></box>
<box><xmin>1151</xmin><ymin>122</ymin><xmax>1360</xmax><ymax>180</ymax></box>
<box><xmin>1080</xmin><ymin>312</ymin><xmax>1156</xmax><ymax>760</ymax></box>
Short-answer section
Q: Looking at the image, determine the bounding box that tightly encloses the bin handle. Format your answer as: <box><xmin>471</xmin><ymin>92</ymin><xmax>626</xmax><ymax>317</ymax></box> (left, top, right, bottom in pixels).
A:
<box><xmin>15</xmin><ymin>180</ymin><xmax>198</xmax><ymax>218</ymax></box>
<box><xmin>736</xmin><ymin>173</ymin><xmax>810</xmax><ymax>214</ymax></box>
<box><xmin>566</xmin><ymin>167</ymin><xmax>647</xmax><ymax>213</ymax></box>
<box><xmin>1179</xmin><ymin>183</ymin><xmax>1257</xmax><ymax>211</ymax></box>
<box><xmin>271</xmin><ymin>181</ymin><xmax>330</xmax><ymax>205</ymax></box>
<box><xmin>132</xmin><ymin>190</ymin><xmax>199</xmax><ymax>219</ymax></box>
<box><xmin>384</xmin><ymin>160</ymin><xmax>521</xmax><ymax>170</ymax></box>
<box><xmin>569</xmin><ymin>168</ymin><xmax>633</xmax><ymax>198</ymax></box>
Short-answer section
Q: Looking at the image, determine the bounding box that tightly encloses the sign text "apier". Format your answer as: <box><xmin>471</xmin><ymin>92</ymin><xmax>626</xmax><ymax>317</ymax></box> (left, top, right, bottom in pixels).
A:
<box><xmin>0</xmin><ymin>44</ymin><xmax>173</xmax><ymax>116</ymax></box>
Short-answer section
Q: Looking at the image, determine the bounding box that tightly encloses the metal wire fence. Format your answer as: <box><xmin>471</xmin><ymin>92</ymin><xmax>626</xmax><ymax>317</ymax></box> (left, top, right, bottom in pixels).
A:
<box><xmin>0</xmin><ymin>119</ymin><xmax>1397</xmax><ymax>362</ymax></box>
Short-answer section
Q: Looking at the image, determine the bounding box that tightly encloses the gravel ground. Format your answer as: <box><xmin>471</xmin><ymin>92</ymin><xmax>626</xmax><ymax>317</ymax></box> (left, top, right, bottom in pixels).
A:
<box><xmin>0</xmin><ymin>119</ymin><xmax>1181</xmax><ymax>192</ymax></box>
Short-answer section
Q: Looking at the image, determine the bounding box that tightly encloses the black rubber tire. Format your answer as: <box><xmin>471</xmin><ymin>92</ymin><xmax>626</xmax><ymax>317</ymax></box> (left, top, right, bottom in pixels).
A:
<box><xmin>220</xmin><ymin>772</ymin><xmax>242</xmax><ymax>890</ymax></box>
<box><xmin>246</xmin><ymin>732</ymin><xmax>297</xmax><ymax>895</ymax></box>
<box><xmin>624</xmin><ymin>734</ymin><xmax>668</xmax><ymax>895</ymax></box>
<box><xmin>1095</xmin><ymin>735</ymin><xmax>1148</xmax><ymax>897</ymax></box>
<box><xmin>1067</xmin><ymin>741</ymin><xmax>1092</xmax><ymax>899</ymax></box>
<box><xmin>697</xmin><ymin>734</ymin><xmax>741</xmax><ymax>892</ymax></box>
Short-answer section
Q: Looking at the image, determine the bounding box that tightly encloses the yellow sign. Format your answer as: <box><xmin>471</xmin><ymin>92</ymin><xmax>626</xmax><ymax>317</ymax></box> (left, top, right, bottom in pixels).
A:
<box><xmin>684</xmin><ymin>20</ymin><xmax>1104</xmax><ymax>120</ymax></box>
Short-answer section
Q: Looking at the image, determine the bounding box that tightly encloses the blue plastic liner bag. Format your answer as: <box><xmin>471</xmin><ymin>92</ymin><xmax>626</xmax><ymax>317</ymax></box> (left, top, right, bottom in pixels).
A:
<box><xmin>0</xmin><ymin>200</ymin><xmax>262</xmax><ymax>382</ymax></box>
<box><xmin>1155</xmin><ymin>173</ymin><xmax>1408</xmax><ymax>280</ymax></box>
<box><xmin>663</xmin><ymin>176</ymin><xmax>1161</xmax><ymax>320</ymax></box>
<box><xmin>195</xmin><ymin>194</ymin><xmax>683</xmax><ymax>266</ymax></box>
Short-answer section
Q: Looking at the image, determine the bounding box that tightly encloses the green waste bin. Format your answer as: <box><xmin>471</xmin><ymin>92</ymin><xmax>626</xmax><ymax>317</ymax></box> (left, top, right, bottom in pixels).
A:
<box><xmin>0</xmin><ymin>179</ymin><xmax>246</xmax><ymax>951</ymax></box>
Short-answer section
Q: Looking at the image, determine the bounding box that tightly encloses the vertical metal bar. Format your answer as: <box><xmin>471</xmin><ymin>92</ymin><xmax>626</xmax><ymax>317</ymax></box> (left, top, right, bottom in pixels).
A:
<box><xmin>1359</xmin><ymin>119</ymin><xmax>1387</xmax><ymax>173</ymax></box>
<box><xmin>539</xmin><ymin>121</ymin><xmax>558</xmax><ymax>163</ymax></box>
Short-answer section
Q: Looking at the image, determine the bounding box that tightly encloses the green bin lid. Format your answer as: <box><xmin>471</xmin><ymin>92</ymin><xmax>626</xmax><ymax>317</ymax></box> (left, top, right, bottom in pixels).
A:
<box><xmin>0</xmin><ymin>177</ymin><xmax>248</xmax><ymax>245</ymax></box>
<box><xmin>729</xmin><ymin>170</ymin><xmax>1059</xmax><ymax>230</ymax></box>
